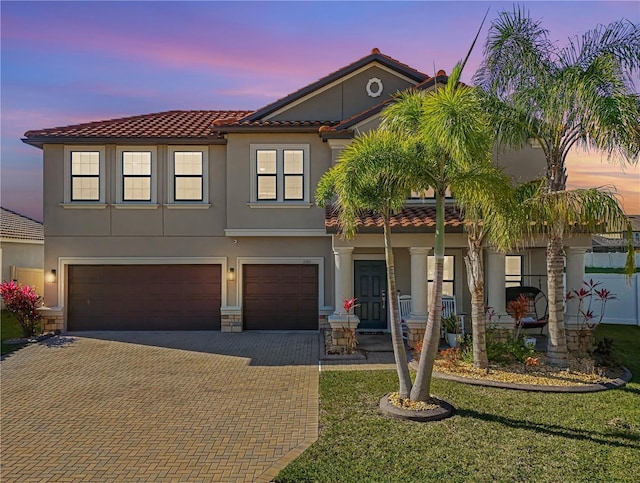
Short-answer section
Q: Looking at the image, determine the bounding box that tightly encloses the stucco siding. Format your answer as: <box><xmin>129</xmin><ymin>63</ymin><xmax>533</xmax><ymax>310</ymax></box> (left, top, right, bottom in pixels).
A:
<box><xmin>269</xmin><ymin>65</ymin><xmax>417</xmax><ymax>122</ymax></box>
<box><xmin>225</xmin><ymin>133</ymin><xmax>329</xmax><ymax>230</ymax></box>
<box><xmin>495</xmin><ymin>144</ymin><xmax>547</xmax><ymax>183</ymax></box>
<box><xmin>43</xmin><ymin>235</ymin><xmax>333</xmax><ymax>310</ymax></box>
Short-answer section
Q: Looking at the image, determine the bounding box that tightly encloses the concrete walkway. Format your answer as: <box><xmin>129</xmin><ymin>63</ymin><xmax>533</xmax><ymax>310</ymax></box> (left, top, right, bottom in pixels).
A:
<box><xmin>1</xmin><ymin>332</ymin><xmax>318</xmax><ymax>482</ymax></box>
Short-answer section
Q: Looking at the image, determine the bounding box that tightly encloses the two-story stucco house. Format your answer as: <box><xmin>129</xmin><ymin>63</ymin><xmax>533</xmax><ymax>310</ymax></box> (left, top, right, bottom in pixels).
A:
<box><xmin>23</xmin><ymin>49</ymin><xmax>591</xmax><ymax>336</ymax></box>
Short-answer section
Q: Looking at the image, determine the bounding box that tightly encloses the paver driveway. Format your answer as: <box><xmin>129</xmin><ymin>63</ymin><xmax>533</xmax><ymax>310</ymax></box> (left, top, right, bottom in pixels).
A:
<box><xmin>1</xmin><ymin>332</ymin><xmax>319</xmax><ymax>482</ymax></box>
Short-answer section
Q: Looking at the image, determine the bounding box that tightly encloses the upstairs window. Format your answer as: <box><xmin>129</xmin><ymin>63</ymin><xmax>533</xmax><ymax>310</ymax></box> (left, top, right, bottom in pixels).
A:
<box><xmin>64</xmin><ymin>147</ymin><xmax>105</xmax><ymax>205</ymax></box>
<box><xmin>174</xmin><ymin>152</ymin><xmax>203</xmax><ymax>201</ymax></box>
<box><xmin>122</xmin><ymin>152</ymin><xmax>151</xmax><ymax>201</ymax></box>
<box><xmin>167</xmin><ymin>146</ymin><xmax>209</xmax><ymax>205</ymax></box>
<box><xmin>71</xmin><ymin>152</ymin><xmax>100</xmax><ymax>201</ymax></box>
<box><xmin>250</xmin><ymin>144</ymin><xmax>309</xmax><ymax>204</ymax></box>
<box><xmin>115</xmin><ymin>147</ymin><xmax>157</xmax><ymax>205</ymax></box>
<box><xmin>409</xmin><ymin>187</ymin><xmax>452</xmax><ymax>200</ymax></box>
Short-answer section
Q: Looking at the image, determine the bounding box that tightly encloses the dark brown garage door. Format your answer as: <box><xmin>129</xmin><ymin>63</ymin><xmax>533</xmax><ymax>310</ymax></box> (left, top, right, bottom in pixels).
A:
<box><xmin>68</xmin><ymin>265</ymin><xmax>221</xmax><ymax>330</ymax></box>
<box><xmin>243</xmin><ymin>264</ymin><xmax>318</xmax><ymax>330</ymax></box>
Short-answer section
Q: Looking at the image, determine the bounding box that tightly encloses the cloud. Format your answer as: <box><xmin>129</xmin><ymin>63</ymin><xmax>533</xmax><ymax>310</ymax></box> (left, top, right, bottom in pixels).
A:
<box><xmin>566</xmin><ymin>149</ymin><xmax>640</xmax><ymax>214</ymax></box>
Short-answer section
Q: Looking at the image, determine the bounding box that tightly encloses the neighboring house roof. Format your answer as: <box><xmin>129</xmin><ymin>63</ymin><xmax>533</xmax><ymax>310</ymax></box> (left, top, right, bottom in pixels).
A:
<box><xmin>591</xmin><ymin>214</ymin><xmax>640</xmax><ymax>252</ymax></box>
<box><xmin>0</xmin><ymin>207</ymin><xmax>44</xmax><ymax>241</ymax></box>
<box><xmin>325</xmin><ymin>204</ymin><xmax>464</xmax><ymax>233</ymax></box>
<box><xmin>243</xmin><ymin>48</ymin><xmax>430</xmax><ymax>122</ymax></box>
<box><xmin>23</xmin><ymin>110</ymin><xmax>253</xmax><ymax>147</ymax></box>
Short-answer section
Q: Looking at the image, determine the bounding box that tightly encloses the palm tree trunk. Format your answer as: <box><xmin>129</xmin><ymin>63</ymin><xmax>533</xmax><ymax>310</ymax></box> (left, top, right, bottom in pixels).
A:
<box><xmin>546</xmin><ymin>234</ymin><xmax>569</xmax><ymax>367</ymax></box>
<box><xmin>410</xmin><ymin>193</ymin><xmax>445</xmax><ymax>402</ymax></box>
<box><xmin>383</xmin><ymin>218</ymin><xmax>412</xmax><ymax>398</ymax></box>
<box><xmin>464</xmin><ymin>234</ymin><xmax>489</xmax><ymax>370</ymax></box>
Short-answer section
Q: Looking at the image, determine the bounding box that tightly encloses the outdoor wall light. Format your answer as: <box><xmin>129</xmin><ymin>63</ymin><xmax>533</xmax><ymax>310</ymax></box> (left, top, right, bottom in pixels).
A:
<box><xmin>227</xmin><ymin>267</ymin><xmax>236</xmax><ymax>282</ymax></box>
<box><xmin>45</xmin><ymin>269</ymin><xmax>57</xmax><ymax>284</ymax></box>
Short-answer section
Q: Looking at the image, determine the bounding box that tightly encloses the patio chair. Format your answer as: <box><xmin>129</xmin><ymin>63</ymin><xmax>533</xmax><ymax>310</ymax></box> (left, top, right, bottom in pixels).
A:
<box><xmin>442</xmin><ymin>295</ymin><xmax>465</xmax><ymax>337</ymax></box>
<box><xmin>505</xmin><ymin>286</ymin><xmax>548</xmax><ymax>334</ymax></box>
<box><xmin>398</xmin><ymin>294</ymin><xmax>412</xmax><ymax>341</ymax></box>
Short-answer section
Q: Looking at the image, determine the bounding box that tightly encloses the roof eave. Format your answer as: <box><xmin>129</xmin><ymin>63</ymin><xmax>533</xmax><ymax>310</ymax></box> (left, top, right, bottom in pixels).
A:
<box><xmin>215</xmin><ymin>126</ymin><xmax>330</xmax><ymax>134</ymax></box>
<box><xmin>22</xmin><ymin>136</ymin><xmax>228</xmax><ymax>148</ymax></box>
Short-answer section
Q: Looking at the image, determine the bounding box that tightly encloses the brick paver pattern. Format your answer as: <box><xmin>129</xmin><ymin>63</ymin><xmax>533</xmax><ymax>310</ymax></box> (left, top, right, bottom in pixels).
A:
<box><xmin>1</xmin><ymin>332</ymin><xmax>319</xmax><ymax>482</ymax></box>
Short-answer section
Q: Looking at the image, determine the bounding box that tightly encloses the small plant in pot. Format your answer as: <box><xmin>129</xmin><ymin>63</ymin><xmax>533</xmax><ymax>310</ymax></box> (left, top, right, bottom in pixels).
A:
<box><xmin>442</xmin><ymin>314</ymin><xmax>459</xmax><ymax>347</ymax></box>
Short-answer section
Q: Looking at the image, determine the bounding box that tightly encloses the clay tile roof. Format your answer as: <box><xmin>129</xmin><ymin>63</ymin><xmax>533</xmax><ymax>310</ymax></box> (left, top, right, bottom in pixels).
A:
<box><xmin>0</xmin><ymin>207</ymin><xmax>44</xmax><ymax>241</ymax></box>
<box><xmin>324</xmin><ymin>204</ymin><xmax>464</xmax><ymax>231</ymax></box>
<box><xmin>23</xmin><ymin>110</ymin><xmax>254</xmax><ymax>140</ymax></box>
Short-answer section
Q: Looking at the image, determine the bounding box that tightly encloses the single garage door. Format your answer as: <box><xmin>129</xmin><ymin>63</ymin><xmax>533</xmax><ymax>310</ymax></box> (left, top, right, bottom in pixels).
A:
<box><xmin>68</xmin><ymin>265</ymin><xmax>221</xmax><ymax>330</ymax></box>
<box><xmin>243</xmin><ymin>264</ymin><xmax>318</xmax><ymax>330</ymax></box>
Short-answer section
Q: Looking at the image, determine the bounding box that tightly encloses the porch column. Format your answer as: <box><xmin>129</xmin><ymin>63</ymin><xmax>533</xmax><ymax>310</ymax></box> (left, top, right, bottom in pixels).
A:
<box><xmin>565</xmin><ymin>247</ymin><xmax>587</xmax><ymax>325</ymax></box>
<box><xmin>405</xmin><ymin>247</ymin><xmax>430</xmax><ymax>347</ymax></box>
<box><xmin>331</xmin><ymin>247</ymin><xmax>355</xmax><ymax>317</ymax></box>
<box><xmin>486</xmin><ymin>249</ymin><xmax>507</xmax><ymax>323</ymax></box>
<box><xmin>328</xmin><ymin>247</ymin><xmax>358</xmax><ymax>349</ymax></box>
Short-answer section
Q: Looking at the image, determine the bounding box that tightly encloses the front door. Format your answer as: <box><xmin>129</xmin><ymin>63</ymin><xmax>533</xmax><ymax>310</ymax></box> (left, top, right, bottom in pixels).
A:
<box><xmin>354</xmin><ymin>260</ymin><xmax>388</xmax><ymax>330</ymax></box>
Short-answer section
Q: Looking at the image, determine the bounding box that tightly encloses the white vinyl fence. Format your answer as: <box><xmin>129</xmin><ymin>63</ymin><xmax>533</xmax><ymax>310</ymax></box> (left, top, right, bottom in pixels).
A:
<box><xmin>583</xmin><ymin>273</ymin><xmax>639</xmax><ymax>326</ymax></box>
<box><xmin>584</xmin><ymin>253</ymin><xmax>640</xmax><ymax>326</ymax></box>
<box><xmin>584</xmin><ymin>252</ymin><xmax>640</xmax><ymax>269</ymax></box>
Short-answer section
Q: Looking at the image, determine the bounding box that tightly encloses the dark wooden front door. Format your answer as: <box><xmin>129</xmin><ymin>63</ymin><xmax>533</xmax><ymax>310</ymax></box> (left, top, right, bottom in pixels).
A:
<box><xmin>354</xmin><ymin>260</ymin><xmax>387</xmax><ymax>331</ymax></box>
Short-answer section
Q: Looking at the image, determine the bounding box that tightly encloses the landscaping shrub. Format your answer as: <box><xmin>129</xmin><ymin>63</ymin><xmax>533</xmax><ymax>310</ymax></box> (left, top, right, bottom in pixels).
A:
<box><xmin>0</xmin><ymin>281</ymin><xmax>42</xmax><ymax>338</ymax></box>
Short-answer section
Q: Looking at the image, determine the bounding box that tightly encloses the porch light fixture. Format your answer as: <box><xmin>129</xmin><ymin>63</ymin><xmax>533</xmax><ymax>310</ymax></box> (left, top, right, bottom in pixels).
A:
<box><xmin>227</xmin><ymin>267</ymin><xmax>235</xmax><ymax>282</ymax></box>
<box><xmin>45</xmin><ymin>269</ymin><xmax>57</xmax><ymax>284</ymax></box>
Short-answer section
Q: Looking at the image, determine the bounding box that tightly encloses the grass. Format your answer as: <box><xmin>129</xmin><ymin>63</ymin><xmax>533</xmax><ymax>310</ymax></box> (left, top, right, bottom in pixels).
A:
<box><xmin>1</xmin><ymin>310</ymin><xmax>27</xmax><ymax>355</ymax></box>
<box><xmin>276</xmin><ymin>325</ymin><xmax>640</xmax><ymax>482</ymax></box>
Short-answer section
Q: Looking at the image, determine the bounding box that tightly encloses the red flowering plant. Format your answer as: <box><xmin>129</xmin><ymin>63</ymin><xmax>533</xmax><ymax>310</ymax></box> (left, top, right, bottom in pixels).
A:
<box><xmin>0</xmin><ymin>281</ymin><xmax>42</xmax><ymax>338</ymax></box>
<box><xmin>565</xmin><ymin>279</ymin><xmax>617</xmax><ymax>331</ymax></box>
<box><xmin>342</xmin><ymin>297</ymin><xmax>360</xmax><ymax>353</ymax></box>
<box><xmin>506</xmin><ymin>294</ymin><xmax>530</xmax><ymax>341</ymax></box>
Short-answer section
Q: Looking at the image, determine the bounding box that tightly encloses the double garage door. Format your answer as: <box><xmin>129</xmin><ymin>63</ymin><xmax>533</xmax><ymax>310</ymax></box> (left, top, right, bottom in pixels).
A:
<box><xmin>68</xmin><ymin>265</ymin><xmax>222</xmax><ymax>331</ymax></box>
<box><xmin>68</xmin><ymin>264</ymin><xmax>318</xmax><ymax>331</ymax></box>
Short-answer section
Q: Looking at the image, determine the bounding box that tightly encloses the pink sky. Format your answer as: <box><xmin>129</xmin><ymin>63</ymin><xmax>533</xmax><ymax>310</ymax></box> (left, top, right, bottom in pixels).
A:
<box><xmin>1</xmin><ymin>1</ymin><xmax>638</xmax><ymax>221</ymax></box>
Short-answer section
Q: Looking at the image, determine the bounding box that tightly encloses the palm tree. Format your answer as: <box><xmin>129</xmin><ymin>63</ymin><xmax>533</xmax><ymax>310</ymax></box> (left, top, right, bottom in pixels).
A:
<box><xmin>454</xmin><ymin>165</ymin><xmax>520</xmax><ymax>370</ymax></box>
<box><xmin>316</xmin><ymin>130</ymin><xmax>416</xmax><ymax>398</ymax></box>
<box><xmin>382</xmin><ymin>61</ymin><xmax>495</xmax><ymax>401</ymax></box>
<box><xmin>474</xmin><ymin>7</ymin><xmax>640</xmax><ymax>366</ymax></box>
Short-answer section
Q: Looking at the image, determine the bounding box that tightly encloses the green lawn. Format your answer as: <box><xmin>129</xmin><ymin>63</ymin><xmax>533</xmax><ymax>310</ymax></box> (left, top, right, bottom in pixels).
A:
<box><xmin>1</xmin><ymin>310</ymin><xmax>26</xmax><ymax>355</ymax></box>
<box><xmin>276</xmin><ymin>325</ymin><xmax>640</xmax><ymax>482</ymax></box>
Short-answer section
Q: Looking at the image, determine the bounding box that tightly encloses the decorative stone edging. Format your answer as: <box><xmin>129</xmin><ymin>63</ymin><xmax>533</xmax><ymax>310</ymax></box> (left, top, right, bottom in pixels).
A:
<box><xmin>431</xmin><ymin>367</ymin><xmax>632</xmax><ymax>393</ymax></box>
<box><xmin>379</xmin><ymin>394</ymin><xmax>454</xmax><ymax>422</ymax></box>
<box><xmin>2</xmin><ymin>332</ymin><xmax>56</xmax><ymax>346</ymax></box>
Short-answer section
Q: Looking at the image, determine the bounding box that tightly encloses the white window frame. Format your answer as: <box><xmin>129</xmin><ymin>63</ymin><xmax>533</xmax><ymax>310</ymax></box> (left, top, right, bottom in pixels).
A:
<box><xmin>505</xmin><ymin>255</ymin><xmax>523</xmax><ymax>288</ymax></box>
<box><xmin>115</xmin><ymin>146</ymin><xmax>158</xmax><ymax>207</ymax></box>
<box><xmin>428</xmin><ymin>255</ymin><xmax>455</xmax><ymax>297</ymax></box>
<box><xmin>167</xmin><ymin>146</ymin><xmax>210</xmax><ymax>207</ymax></box>
<box><xmin>249</xmin><ymin>144</ymin><xmax>311</xmax><ymax>206</ymax></box>
<box><xmin>62</xmin><ymin>146</ymin><xmax>106</xmax><ymax>207</ymax></box>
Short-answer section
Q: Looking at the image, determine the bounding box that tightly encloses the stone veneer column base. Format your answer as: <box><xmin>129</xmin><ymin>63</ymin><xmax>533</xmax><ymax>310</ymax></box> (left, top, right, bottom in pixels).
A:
<box><xmin>328</xmin><ymin>314</ymin><xmax>360</xmax><ymax>348</ymax></box>
<box><xmin>37</xmin><ymin>306</ymin><xmax>64</xmax><ymax>333</ymax></box>
<box><xmin>221</xmin><ymin>314</ymin><xmax>243</xmax><ymax>333</ymax></box>
<box><xmin>566</xmin><ymin>328</ymin><xmax>595</xmax><ymax>354</ymax></box>
<box><xmin>406</xmin><ymin>317</ymin><xmax>427</xmax><ymax>349</ymax></box>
